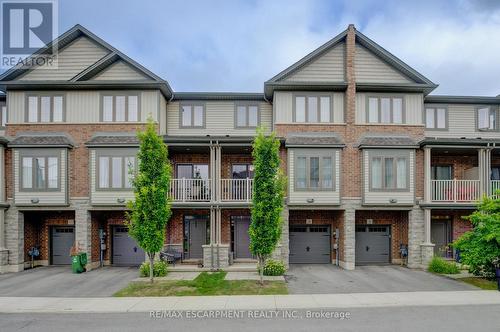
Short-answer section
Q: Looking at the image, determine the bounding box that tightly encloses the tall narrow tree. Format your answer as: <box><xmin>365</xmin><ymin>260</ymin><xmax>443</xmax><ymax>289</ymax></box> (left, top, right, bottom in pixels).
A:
<box><xmin>249</xmin><ymin>128</ymin><xmax>286</xmax><ymax>284</ymax></box>
<box><xmin>126</xmin><ymin>119</ymin><xmax>172</xmax><ymax>283</ymax></box>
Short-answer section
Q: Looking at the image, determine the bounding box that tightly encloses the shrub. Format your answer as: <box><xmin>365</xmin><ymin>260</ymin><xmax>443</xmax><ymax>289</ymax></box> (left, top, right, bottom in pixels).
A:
<box><xmin>428</xmin><ymin>256</ymin><xmax>460</xmax><ymax>274</ymax></box>
<box><xmin>263</xmin><ymin>259</ymin><xmax>286</xmax><ymax>276</ymax></box>
<box><xmin>139</xmin><ymin>261</ymin><xmax>168</xmax><ymax>277</ymax></box>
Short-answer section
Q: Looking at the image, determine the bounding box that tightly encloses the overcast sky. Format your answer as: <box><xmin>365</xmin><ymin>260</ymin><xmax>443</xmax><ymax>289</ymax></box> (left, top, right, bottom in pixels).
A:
<box><xmin>54</xmin><ymin>0</ymin><xmax>500</xmax><ymax>95</ymax></box>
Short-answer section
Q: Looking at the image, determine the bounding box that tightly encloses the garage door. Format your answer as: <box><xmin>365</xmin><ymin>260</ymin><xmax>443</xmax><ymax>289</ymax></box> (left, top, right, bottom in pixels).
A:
<box><xmin>289</xmin><ymin>225</ymin><xmax>331</xmax><ymax>264</ymax></box>
<box><xmin>112</xmin><ymin>227</ymin><xmax>145</xmax><ymax>266</ymax></box>
<box><xmin>51</xmin><ymin>227</ymin><xmax>74</xmax><ymax>265</ymax></box>
<box><xmin>355</xmin><ymin>225</ymin><xmax>390</xmax><ymax>264</ymax></box>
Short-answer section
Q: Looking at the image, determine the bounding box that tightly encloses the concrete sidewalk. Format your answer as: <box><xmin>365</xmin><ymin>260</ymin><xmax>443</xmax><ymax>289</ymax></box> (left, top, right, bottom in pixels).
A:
<box><xmin>0</xmin><ymin>291</ymin><xmax>498</xmax><ymax>313</ymax></box>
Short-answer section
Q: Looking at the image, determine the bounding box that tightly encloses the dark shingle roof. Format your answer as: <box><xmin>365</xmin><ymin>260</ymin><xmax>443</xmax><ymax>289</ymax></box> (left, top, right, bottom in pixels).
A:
<box><xmin>421</xmin><ymin>137</ymin><xmax>500</xmax><ymax>146</ymax></box>
<box><xmin>86</xmin><ymin>134</ymin><xmax>139</xmax><ymax>147</ymax></box>
<box><xmin>357</xmin><ymin>135</ymin><xmax>418</xmax><ymax>148</ymax></box>
<box><xmin>285</xmin><ymin>132</ymin><xmax>344</xmax><ymax>147</ymax></box>
<box><xmin>8</xmin><ymin>134</ymin><xmax>73</xmax><ymax>147</ymax></box>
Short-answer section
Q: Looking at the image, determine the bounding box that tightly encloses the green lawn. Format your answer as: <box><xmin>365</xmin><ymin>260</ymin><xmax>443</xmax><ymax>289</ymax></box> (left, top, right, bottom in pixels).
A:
<box><xmin>458</xmin><ymin>277</ymin><xmax>498</xmax><ymax>290</ymax></box>
<box><xmin>114</xmin><ymin>271</ymin><xmax>288</xmax><ymax>297</ymax></box>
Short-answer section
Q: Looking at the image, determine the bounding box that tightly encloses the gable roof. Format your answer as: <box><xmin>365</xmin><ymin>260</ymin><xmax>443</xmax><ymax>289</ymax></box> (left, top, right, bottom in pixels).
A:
<box><xmin>264</xmin><ymin>26</ymin><xmax>437</xmax><ymax>99</ymax></box>
<box><xmin>0</xmin><ymin>25</ymin><xmax>172</xmax><ymax>97</ymax></box>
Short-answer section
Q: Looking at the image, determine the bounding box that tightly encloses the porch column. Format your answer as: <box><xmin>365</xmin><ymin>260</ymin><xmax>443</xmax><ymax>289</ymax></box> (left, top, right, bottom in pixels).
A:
<box><xmin>420</xmin><ymin>208</ymin><xmax>434</xmax><ymax>267</ymax></box>
<box><xmin>478</xmin><ymin>149</ymin><xmax>485</xmax><ymax>196</ymax></box>
<box><xmin>484</xmin><ymin>148</ymin><xmax>492</xmax><ymax>196</ymax></box>
<box><xmin>209</xmin><ymin>144</ymin><xmax>215</xmax><ymax>203</ymax></box>
<box><xmin>216</xmin><ymin>144</ymin><xmax>222</xmax><ymax>202</ymax></box>
<box><xmin>424</xmin><ymin>147</ymin><xmax>432</xmax><ymax>203</ymax></box>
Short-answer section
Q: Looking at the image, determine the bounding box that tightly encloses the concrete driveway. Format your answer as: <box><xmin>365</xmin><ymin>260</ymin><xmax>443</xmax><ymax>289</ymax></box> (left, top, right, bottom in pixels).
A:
<box><xmin>0</xmin><ymin>266</ymin><xmax>138</xmax><ymax>297</ymax></box>
<box><xmin>285</xmin><ymin>265</ymin><xmax>478</xmax><ymax>294</ymax></box>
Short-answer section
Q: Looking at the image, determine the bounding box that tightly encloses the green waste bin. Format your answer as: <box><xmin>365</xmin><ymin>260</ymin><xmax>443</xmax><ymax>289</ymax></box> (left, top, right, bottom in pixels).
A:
<box><xmin>71</xmin><ymin>253</ymin><xmax>87</xmax><ymax>274</ymax></box>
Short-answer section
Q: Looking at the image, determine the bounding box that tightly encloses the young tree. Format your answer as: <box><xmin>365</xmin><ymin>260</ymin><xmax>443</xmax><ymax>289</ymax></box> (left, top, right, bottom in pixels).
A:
<box><xmin>453</xmin><ymin>194</ymin><xmax>500</xmax><ymax>278</ymax></box>
<box><xmin>249</xmin><ymin>128</ymin><xmax>286</xmax><ymax>284</ymax></box>
<box><xmin>126</xmin><ymin>119</ymin><xmax>172</xmax><ymax>283</ymax></box>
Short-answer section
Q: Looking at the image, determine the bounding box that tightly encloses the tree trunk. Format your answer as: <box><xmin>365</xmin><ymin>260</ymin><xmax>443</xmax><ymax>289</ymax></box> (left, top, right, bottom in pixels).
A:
<box><xmin>258</xmin><ymin>255</ymin><xmax>265</xmax><ymax>285</ymax></box>
<box><xmin>148</xmin><ymin>253</ymin><xmax>155</xmax><ymax>283</ymax></box>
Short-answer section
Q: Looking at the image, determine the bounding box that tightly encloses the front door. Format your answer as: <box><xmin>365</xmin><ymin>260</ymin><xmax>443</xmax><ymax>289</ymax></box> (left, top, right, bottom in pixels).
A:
<box><xmin>232</xmin><ymin>216</ymin><xmax>252</xmax><ymax>259</ymax></box>
<box><xmin>431</xmin><ymin>220</ymin><xmax>450</xmax><ymax>257</ymax></box>
<box><xmin>184</xmin><ymin>215</ymin><xmax>209</xmax><ymax>259</ymax></box>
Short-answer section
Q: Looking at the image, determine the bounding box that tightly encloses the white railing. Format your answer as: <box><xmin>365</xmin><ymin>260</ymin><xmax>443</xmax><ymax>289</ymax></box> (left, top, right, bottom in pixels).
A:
<box><xmin>170</xmin><ymin>178</ymin><xmax>212</xmax><ymax>202</ymax></box>
<box><xmin>220</xmin><ymin>178</ymin><xmax>254</xmax><ymax>202</ymax></box>
<box><xmin>431</xmin><ymin>179</ymin><xmax>480</xmax><ymax>202</ymax></box>
<box><xmin>491</xmin><ymin>180</ymin><xmax>500</xmax><ymax>198</ymax></box>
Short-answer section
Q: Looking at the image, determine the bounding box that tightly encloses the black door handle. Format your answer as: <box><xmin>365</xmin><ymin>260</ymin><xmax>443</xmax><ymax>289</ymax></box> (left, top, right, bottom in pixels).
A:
<box><xmin>133</xmin><ymin>247</ymin><xmax>137</xmax><ymax>252</ymax></box>
<box><xmin>366</xmin><ymin>246</ymin><xmax>369</xmax><ymax>251</ymax></box>
<box><xmin>306</xmin><ymin>246</ymin><xmax>310</xmax><ymax>252</ymax></box>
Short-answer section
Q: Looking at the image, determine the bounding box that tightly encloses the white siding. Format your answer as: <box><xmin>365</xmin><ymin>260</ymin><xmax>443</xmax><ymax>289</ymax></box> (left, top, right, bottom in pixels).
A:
<box><xmin>288</xmin><ymin>148</ymin><xmax>341</xmax><ymax>205</ymax></box>
<box><xmin>355</xmin><ymin>44</ymin><xmax>413</xmax><ymax>84</ymax></box>
<box><xmin>424</xmin><ymin>103</ymin><xmax>500</xmax><ymax>139</ymax></box>
<box><xmin>355</xmin><ymin>93</ymin><xmax>423</xmax><ymax>125</ymax></box>
<box><xmin>7</xmin><ymin>90</ymin><xmax>159</xmax><ymax>124</ymax></box>
<box><xmin>89</xmin><ymin>150</ymin><xmax>134</xmax><ymax>206</ymax></box>
<box><xmin>14</xmin><ymin>149</ymin><xmax>67</xmax><ymax>205</ymax></box>
<box><xmin>363</xmin><ymin>149</ymin><xmax>415</xmax><ymax>205</ymax></box>
<box><xmin>93</xmin><ymin>60</ymin><xmax>150</xmax><ymax>81</ymax></box>
<box><xmin>274</xmin><ymin>91</ymin><xmax>345</xmax><ymax>124</ymax></box>
<box><xmin>283</xmin><ymin>43</ymin><xmax>345</xmax><ymax>82</ymax></box>
<box><xmin>18</xmin><ymin>37</ymin><xmax>109</xmax><ymax>81</ymax></box>
<box><xmin>166</xmin><ymin>101</ymin><xmax>272</xmax><ymax>136</ymax></box>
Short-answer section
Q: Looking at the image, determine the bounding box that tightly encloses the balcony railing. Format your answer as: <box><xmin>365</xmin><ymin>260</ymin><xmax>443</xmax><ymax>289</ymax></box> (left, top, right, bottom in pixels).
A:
<box><xmin>431</xmin><ymin>179</ymin><xmax>480</xmax><ymax>202</ymax></box>
<box><xmin>170</xmin><ymin>178</ymin><xmax>212</xmax><ymax>202</ymax></box>
<box><xmin>220</xmin><ymin>178</ymin><xmax>254</xmax><ymax>202</ymax></box>
<box><xmin>491</xmin><ymin>180</ymin><xmax>500</xmax><ymax>198</ymax></box>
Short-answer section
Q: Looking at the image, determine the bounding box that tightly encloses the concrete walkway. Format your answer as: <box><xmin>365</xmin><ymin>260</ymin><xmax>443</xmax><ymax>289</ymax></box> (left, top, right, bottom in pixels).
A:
<box><xmin>0</xmin><ymin>291</ymin><xmax>498</xmax><ymax>313</ymax></box>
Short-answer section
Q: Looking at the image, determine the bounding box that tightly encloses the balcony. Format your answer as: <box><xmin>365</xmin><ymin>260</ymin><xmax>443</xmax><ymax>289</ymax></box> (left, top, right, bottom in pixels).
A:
<box><xmin>170</xmin><ymin>178</ymin><xmax>212</xmax><ymax>202</ymax></box>
<box><xmin>431</xmin><ymin>179</ymin><xmax>480</xmax><ymax>202</ymax></box>
<box><xmin>220</xmin><ymin>178</ymin><xmax>254</xmax><ymax>202</ymax></box>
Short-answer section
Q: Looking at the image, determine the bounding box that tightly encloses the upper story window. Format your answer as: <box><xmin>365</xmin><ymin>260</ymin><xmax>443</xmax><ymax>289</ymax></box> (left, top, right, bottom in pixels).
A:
<box><xmin>176</xmin><ymin>163</ymin><xmax>209</xmax><ymax>179</ymax></box>
<box><xmin>97</xmin><ymin>153</ymin><xmax>137</xmax><ymax>190</ymax></box>
<box><xmin>101</xmin><ymin>94</ymin><xmax>140</xmax><ymax>122</ymax></box>
<box><xmin>180</xmin><ymin>103</ymin><xmax>205</xmax><ymax>128</ymax></box>
<box><xmin>0</xmin><ymin>103</ymin><xmax>6</xmax><ymax>128</ymax></box>
<box><xmin>21</xmin><ymin>154</ymin><xmax>59</xmax><ymax>191</ymax></box>
<box><xmin>295</xmin><ymin>152</ymin><xmax>335</xmax><ymax>191</ymax></box>
<box><xmin>477</xmin><ymin>106</ymin><xmax>498</xmax><ymax>131</ymax></box>
<box><xmin>370</xmin><ymin>154</ymin><xmax>408</xmax><ymax>190</ymax></box>
<box><xmin>235</xmin><ymin>104</ymin><xmax>259</xmax><ymax>128</ymax></box>
<box><xmin>367</xmin><ymin>96</ymin><xmax>404</xmax><ymax>124</ymax></box>
<box><xmin>425</xmin><ymin>106</ymin><xmax>447</xmax><ymax>129</ymax></box>
<box><xmin>26</xmin><ymin>95</ymin><xmax>64</xmax><ymax>123</ymax></box>
<box><xmin>232</xmin><ymin>164</ymin><xmax>254</xmax><ymax>179</ymax></box>
<box><xmin>294</xmin><ymin>95</ymin><xmax>332</xmax><ymax>123</ymax></box>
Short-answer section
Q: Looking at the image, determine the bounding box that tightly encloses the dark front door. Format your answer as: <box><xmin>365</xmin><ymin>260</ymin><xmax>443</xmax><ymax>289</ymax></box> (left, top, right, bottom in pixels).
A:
<box><xmin>431</xmin><ymin>220</ymin><xmax>450</xmax><ymax>257</ymax></box>
<box><xmin>51</xmin><ymin>227</ymin><xmax>75</xmax><ymax>265</ymax></box>
<box><xmin>232</xmin><ymin>216</ymin><xmax>252</xmax><ymax>259</ymax></box>
<box><xmin>355</xmin><ymin>225</ymin><xmax>391</xmax><ymax>264</ymax></box>
<box><xmin>289</xmin><ymin>225</ymin><xmax>331</xmax><ymax>264</ymax></box>
<box><xmin>184</xmin><ymin>215</ymin><xmax>208</xmax><ymax>259</ymax></box>
<box><xmin>112</xmin><ymin>226</ymin><xmax>145</xmax><ymax>266</ymax></box>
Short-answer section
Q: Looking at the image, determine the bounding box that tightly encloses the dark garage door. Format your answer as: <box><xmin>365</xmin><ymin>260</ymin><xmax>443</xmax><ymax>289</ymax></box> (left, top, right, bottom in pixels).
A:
<box><xmin>51</xmin><ymin>227</ymin><xmax>74</xmax><ymax>265</ymax></box>
<box><xmin>112</xmin><ymin>227</ymin><xmax>145</xmax><ymax>266</ymax></box>
<box><xmin>289</xmin><ymin>225</ymin><xmax>331</xmax><ymax>264</ymax></box>
<box><xmin>355</xmin><ymin>225</ymin><xmax>390</xmax><ymax>264</ymax></box>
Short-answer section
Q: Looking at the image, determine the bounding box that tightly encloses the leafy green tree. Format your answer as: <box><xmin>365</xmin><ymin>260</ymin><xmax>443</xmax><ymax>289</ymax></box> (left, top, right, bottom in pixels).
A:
<box><xmin>453</xmin><ymin>194</ymin><xmax>500</xmax><ymax>278</ymax></box>
<box><xmin>126</xmin><ymin>119</ymin><xmax>172</xmax><ymax>282</ymax></box>
<box><xmin>249</xmin><ymin>128</ymin><xmax>286</xmax><ymax>284</ymax></box>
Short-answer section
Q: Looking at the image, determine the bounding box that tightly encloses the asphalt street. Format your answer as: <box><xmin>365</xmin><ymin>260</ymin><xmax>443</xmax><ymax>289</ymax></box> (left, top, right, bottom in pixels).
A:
<box><xmin>2</xmin><ymin>305</ymin><xmax>500</xmax><ymax>332</ymax></box>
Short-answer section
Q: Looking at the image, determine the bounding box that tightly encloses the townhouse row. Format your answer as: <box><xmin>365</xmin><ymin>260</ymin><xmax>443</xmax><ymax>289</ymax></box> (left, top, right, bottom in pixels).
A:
<box><xmin>0</xmin><ymin>24</ymin><xmax>498</xmax><ymax>273</ymax></box>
